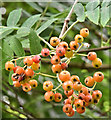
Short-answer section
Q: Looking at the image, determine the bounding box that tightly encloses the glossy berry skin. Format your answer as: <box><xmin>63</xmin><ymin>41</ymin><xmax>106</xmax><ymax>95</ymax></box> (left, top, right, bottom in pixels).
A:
<box><xmin>15</xmin><ymin>67</ymin><xmax>25</xmax><ymax>75</ymax></box>
<box><xmin>61</xmin><ymin>63</ymin><xmax>68</xmax><ymax>70</ymax></box>
<box><xmin>13</xmin><ymin>66</ymin><xmax>18</xmax><ymax>73</ymax></box>
<box><xmin>84</xmin><ymin>76</ymin><xmax>95</xmax><ymax>87</ymax></box>
<box><xmin>56</xmin><ymin>46</ymin><xmax>65</xmax><ymax>56</ymax></box>
<box><xmin>74</xmin><ymin>99</ymin><xmax>84</xmax><ymax>108</ymax></box>
<box><xmin>29</xmin><ymin>80</ymin><xmax>38</xmax><ymax>88</ymax></box>
<box><xmin>41</xmin><ymin>48</ymin><xmax>50</xmax><ymax>57</ymax></box>
<box><xmin>87</xmin><ymin>52</ymin><xmax>97</xmax><ymax>61</ymax></box>
<box><xmin>65</xmin><ymin>48</ymin><xmax>73</xmax><ymax>58</ymax></box>
<box><xmin>54</xmin><ymin>93</ymin><xmax>62</xmax><ymax>102</ymax></box>
<box><xmin>80</xmin><ymin>28</ymin><xmax>89</xmax><ymax>37</ymax></box>
<box><xmin>22</xmin><ymin>83</ymin><xmax>31</xmax><ymax>92</ymax></box>
<box><xmin>66</xmin><ymin>109</ymin><xmax>75</xmax><ymax>117</ymax></box>
<box><xmin>63</xmin><ymin>104</ymin><xmax>72</xmax><ymax>113</ymax></box>
<box><xmin>70</xmin><ymin>75</ymin><xmax>80</xmax><ymax>83</ymax></box>
<box><xmin>44</xmin><ymin>91</ymin><xmax>54</xmax><ymax>102</ymax></box>
<box><xmin>85</xmin><ymin>94</ymin><xmax>92</xmax><ymax>103</ymax></box>
<box><xmin>25</xmin><ymin>68</ymin><xmax>34</xmax><ymax>77</ymax></box>
<box><xmin>78</xmin><ymin>93</ymin><xmax>85</xmax><ymax>100</ymax></box>
<box><xmin>50</xmin><ymin>37</ymin><xmax>60</xmax><ymax>47</ymax></box>
<box><xmin>93</xmin><ymin>72</ymin><xmax>104</xmax><ymax>82</ymax></box>
<box><xmin>73</xmin><ymin>81</ymin><xmax>82</xmax><ymax>91</ymax></box>
<box><xmin>92</xmin><ymin>90</ymin><xmax>102</xmax><ymax>99</ymax></box>
<box><xmin>64</xmin><ymin>89</ymin><xmax>73</xmax><ymax>97</ymax></box>
<box><xmin>62</xmin><ymin>81</ymin><xmax>73</xmax><ymax>91</ymax></box>
<box><xmin>59</xmin><ymin>42</ymin><xmax>68</xmax><ymax>50</ymax></box>
<box><xmin>31</xmin><ymin>62</ymin><xmax>40</xmax><ymax>71</ymax></box>
<box><xmin>32</xmin><ymin>55</ymin><xmax>41</xmax><ymax>63</ymax></box>
<box><xmin>51</xmin><ymin>55</ymin><xmax>61</xmax><ymax>65</ymax></box>
<box><xmin>76</xmin><ymin>106</ymin><xmax>85</xmax><ymax>114</ymax></box>
<box><xmin>43</xmin><ymin>81</ymin><xmax>53</xmax><ymax>91</ymax></box>
<box><xmin>59</xmin><ymin>71</ymin><xmax>70</xmax><ymax>82</ymax></box>
<box><xmin>11</xmin><ymin>73</ymin><xmax>19</xmax><ymax>81</ymax></box>
<box><xmin>52</xmin><ymin>64</ymin><xmax>62</xmax><ymax>73</ymax></box>
<box><xmin>75</xmin><ymin>34</ymin><xmax>84</xmax><ymax>43</ymax></box>
<box><xmin>13</xmin><ymin>81</ymin><xmax>21</xmax><ymax>87</ymax></box>
<box><xmin>5</xmin><ymin>61</ymin><xmax>14</xmax><ymax>71</ymax></box>
<box><xmin>63</xmin><ymin>99</ymin><xmax>70</xmax><ymax>105</ymax></box>
<box><xmin>92</xmin><ymin>58</ymin><xmax>102</xmax><ymax>68</ymax></box>
<box><xmin>23</xmin><ymin>57</ymin><xmax>33</xmax><ymax>66</ymax></box>
<box><xmin>79</xmin><ymin>87</ymin><xmax>89</xmax><ymax>95</ymax></box>
<box><xmin>69</xmin><ymin>41</ymin><xmax>79</xmax><ymax>50</ymax></box>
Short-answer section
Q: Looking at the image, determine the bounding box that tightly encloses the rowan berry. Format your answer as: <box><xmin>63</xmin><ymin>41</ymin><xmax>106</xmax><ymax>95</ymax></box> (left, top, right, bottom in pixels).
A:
<box><xmin>66</xmin><ymin>109</ymin><xmax>75</xmax><ymax>117</ymax></box>
<box><xmin>13</xmin><ymin>66</ymin><xmax>18</xmax><ymax>73</ymax></box>
<box><xmin>74</xmin><ymin>99</ymin><xmax>84</xmax><ymax>108</ymax></box>
<box><xmin>31</xmin><ymin>62</ymin><xmax>40</xmax><ymax>71</ymax></box>
<box><xmin>41</xmin><ymin>48</ymin><xmax>50</xmax><ymax>57</ymax></box>
<box><xmin>92</xmin><ymin>90</ymin><xmax>102</xmax><ymax>99</ymax></box>
<box><xmin>61</xmin><ymin>63</ymin><xmax>68</xmax><ymax>70</ymax></box>
<box><xmin>23</xmin><ymin>56</ymin><xmax>33</xmax><ymax>66</ymax></box>
<box><xmin>75</xmin><ymin>34</ymin><xmax>84</xmax><ymax>43</ymax></box>
<box><xmin>29</xmin><ymin>80</ymin><xmax>38</xmax><ymax>88</ymax></box>
<box><xmin>56</xmin><ymin>46</ymin><xmax>65</xmax><ymax>56</ymax></box>
<box><xmin>70</xmin><ymin>75</ymin><xmax>80</xmax><ymax>83</ymax></box>
<box><xmin>87</xmin><ymin>52</ymin><xmax>97</xmax><ymax>61</ymax></box>
<box><xmin>76</xmin><ymin>106</ymin><xmax>85</xmax><ymax>114</ymax></box>
<box><xmin>64</xmin><ymin>89</ymin><xmax>73</xmax><ymax>97</ymax></box>
<box><xmin>92</xmin><ymin>98</ymin><xmax>100</xmax><ymax>104</ymax></box>
<box><xmin>73</xmin><ymin>81</ymin><xmax>82</xmax><ymax>91</ymax></box>
<box><xmin>80</xmin><ymin>28</ymin><xmax>89</xmax><ymax>37</ymax></box>
<box><xmin>84</xmin><ymin>76</ymin><xmax>95</xmax><ymax>87</ymax></box>
<box><xmin>52</xmin><ymin>64</ymin><xmax>62</xmax><ymax>73</ymax></box>
<box><xmin>93</xmin><ymin>72</ymin><xmax>104</xmax><ymax>82</ymax></box>
<box><xmin>11</xmin><ymin>73</ymin><xmax>19</xmax><ymax>81</ymax></box>
<box><xmin>65</xmin><ymin>48</ymin><xmax>73</xmax><ymax>58</ymax></box>
<box><xmin>68</xmin><ymin>94</ymin><xmax>77</xmax><ymax>104</ymax></box>
<box><xmin>78</xmin><ymin>93</ymin><xmax>85</xmax><ymax>100</ymax></box>
<box><xmin>85</xmin><ymin>94</ymin><xmax>92</xmax><ymax>103</ymax></box>
<box><xmin>25</xmin><ymin>68</ymin><xmax>34</xmax><ymax>77</ymax></box>
<box><xmin>62</xmin><ymin>81</ymin><xmax>73</xmax><ymax>91</ymax></box>
<box><xmin>15</xmin><ymin>66</ymin><xmax>25</xmax><ymax>75</ymax></box>
<box><xmin>44</xmin><ymin>91</ymin><xmax>54</xmax><ymax>102</ymax></box>
<box><xmin>59</xmin><ymin>42</ymin><xmax>68</xmax><ymax>50</ymax></box>
<box><xmin>5</xmin><ymin>61</ymin><xmax>14</xmax><ymax>71</ymax></box>
<box><xmin>22</xmin><ymin>83</ymin><xmax>31</xmax><ymax>92</ymax></box>
<box><xmin>63</xmin><ymin>99</ymin><xmax>70</xmax><ymax>105</ymax></box>
<box><xmin>51</xmin><ymin>55</ymin><xmax>61</xmax><ymax>65</ymax></box>
<box><xmin>50</xmin><ymin>37</ymin><xmax>60</xmax><ymax>47</ymax></box>
<box><xmin>32</xmin><ymin>55</ymin><xmax>41</xmax><ymax>63</ymax></box>
<box><xmin>69</xmin><ymin>41</ymin><xmax>79</xmax><ymax>50</ymax></box>
<box><xmin>92</xmin><ymin>58</ymin><xmax>102</xmax><ymax>68</ymax></box>
<box><xmin>63</xmin><ymin>104</ymin><xmax>72</xmax><ymax>113</ymax></box>
<box><xmin>43</xmin><ymin>81</ymin><xmax>53</xmax><ymax>91</ymax></box>
<box><xmin>54</xmin><ymin>93</ymin><xmax>62</xmax><ymax>102</ymax></box>
<box><xmin>79</xmin><ymin>87</ymin><xmax>89</xmax><ymax>95</ymax></box>
<box><xmin>59</xmin><ymin>70</ymin><xmax>70</xmax><ymax>82</ymax></box>
<box><xmin>13</xmin><ymin>81</ymin><xmax>21</xmax><ymax>87</ymax></box>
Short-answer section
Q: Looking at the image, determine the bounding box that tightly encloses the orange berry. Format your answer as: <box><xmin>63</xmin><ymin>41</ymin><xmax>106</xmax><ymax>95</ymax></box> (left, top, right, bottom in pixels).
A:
<box><xmin>87</xmin><ymin>52</ymin><xmax>97</xmax><ymax>61</ymax></box>
<box><xmin>5</xmin><ymin>61</ymin><xmax>14</xmax><ymax>71</ymax></box>
<box><xmin>70</xmin><ymin>75</ymin><xmax>80</xmax><ymax>83</ymax></box>
<box><xmin>79</xmin><ymin>87</ymin><xmax>89</xmax><ymax>95</ymax></box>
<box><xmin>66</xmin><ymin>109</ymin><xmax>75</xmax><ymax>117</ymax></box>
<box><xmin>41</xmin><ymin>48</ymin><xmax>50</xmax><ymax>57</ymax></box>
<box><xmin>62</xmin><ymin>81</ymin><xmax>73</xmax><ymax>91</ymax></box>
<box><xmin>93</xmin><ymin>72</ymin><xmax>104</xmax><ymax>82</ymax></box>
<box><xmin>44</xmin><ymin>91</ymin><xmax>54</xmax><ymax>102</ymax></box>
<box><xmin>76</xmin><ymin>106</ymin><xmax>85</xmax><ymax>114</ymax></box>
<box><xmin>69</xmin><ymin>41</ymin><xmax>79</xmax><ymax>50</ymax></box>
<box><xmin>59</xmin><ymin>70</ymin><xmax>70</xmax><ymax>82</ymax></box>
<box><xmin>22</xmin><ymin>83</ymin><xmax>31</xmax><ymax>92</ymax></box>
<box><xmin>63</xmin><ymin>99</ymin><xmax>70</xmax><ymax>105</ymax></box>
<box><xmin>92</xmin><ymin>98</ymin><xmax>100</xmax><ymax>104</ymax></box>
<box><xmin>73</xmin><ymin>81</ymin><xmax>82</xmax><ymax>91</ymax></box>
<box><xmin>80</xmin><ymin>28</ymin><xmax>89</xmax><ymax>37</ymax></box>
<box><xmin>11</xmin><ymin>73</ymin><xmax>19</xmax><ymax>81</ymax></box>
<box><xmin>75</xmin><ymin>34</ymin><xmax>84</xmax><ymax>43</ymax></box>
<box><xmin>85</xmin><ymin>94</ymin><xmax>92</xmax><ymax>103</ymax></box>
<box><xmin>63</xmin><ymin>104</ymin><xmax>72</xmax><ymax>113</ymax></box>
<box><xmin>65</xmin><ymin>48</ymin><xmax>73</xmax><ymax>58</ymax></box>
<box><xmin>23</xmin><ymin>56</ymin><xmax>33</xmax><ymax>66</ymax></box>
<box><xmin>92</xmin><ymin>90</ymin><xmax>102</xmax><ymax>99</ymax></box>
<box><xmin>31</xmin><ymin>62</ymin><xmax>40</xmax><ymax>71</ymax></box>
<box><xmin>78</xmin><ymin>93</ymin><xmax>85</xmax><ymax>101</ymax></box>
<box><xmin>29</xmin><ymin>80</ymin><xmax>38</xmax><ymax>88</ymax></box>
<box><xmin>68</xmin><ymin>94</ymin><xmax>77</xmax><ymax>104</ymax></box>
<box><xmin>64</xmin><ymin>89</ymin><xmax>73</xmax><ymax>97</ymax></box>
<box><xmin>59</xmin><ymin>42</ymin><xmax>68</xmax><ymax>50</ymax></box>
<box><xmin>56</xmin><ymin>46</ymin><xmax>66</xmax><ymax>56</ymax></box>
<box><xmin>74</xmin><ymin>99</ymin><xmax>84</xmax><ymax>108</ymax></box>
<box><xmin>13</xmin><ymin>81</ymin><xmax>21</xmax><ymax>87</ymax></box>
<box><xmin>52</xmin><ymin>64</ymin><xmax>62</xmax><ymax>73</ymax></box>
<box><xmin>50</xmin><ymin>37</ymin><xmax>60</xmax><ymax>47</ymax></box>
<box><xmin>25</xmin><ymin>68</ymin><xmax>34</xmax><ymax>77</ymax></box>
<box><xmin>51</xmin><ymin>55</ymin><xmax>61</xmax><ymax>65</ymax></box>
<box><xmin>92</xmin><ymin>58</ymin><xmax>102</xmax><ymax>68</ymax></box>
<box><xmin>43</xmin><ymin>81</ymin><xmax>53</xmax><ymax>91</ymax></box>
<box><xmin>61</xmin><ymin>63</ymin><xmax>68</xmax><ymax>70</ymax></box>
<box><xmin>84</xmin><ymin>76</ymin><xmax>95</xmax><ymax>87</ymax></box>
<box><xmin>54</xmin><ymin>93</ymin><xmax>62</xmax><ymax>102</ymax></box>
<box><xmin>15</xmin><ymin>66</ymin><xmax>25</xmax><ymax>75</ymax></box>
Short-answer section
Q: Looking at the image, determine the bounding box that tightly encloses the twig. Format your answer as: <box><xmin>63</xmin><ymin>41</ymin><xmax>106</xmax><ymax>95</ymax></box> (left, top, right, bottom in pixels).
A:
<box><xmin>59</xmin><ymin>0</ymin><xmax>79</xmax><ymax>38</ymax></box>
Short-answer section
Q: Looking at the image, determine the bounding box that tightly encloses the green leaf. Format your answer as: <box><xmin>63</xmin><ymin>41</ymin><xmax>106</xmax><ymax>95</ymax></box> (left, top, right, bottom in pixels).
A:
<box><xmin>74</xmin><ymin>3</ymin><xmax>85</xmax><ymax>22</ymax></box>
<box><xmin>29</xmin><ymin>29</ymin><xmax>41</xmax><ymax>54</ymax></box>
<box><xmin>101</xmin><ymin>0</ymin><xmax>110</xmax><ymax>7</ymax></box>
<box><xmin>9</xmin><ymin>71</ymin><xmax>14</xmax><ymax>85</ymax></box>
<box><xmin>36</xmin><ymin>18</ymin><xmax>57</xmax><ymax>34</ymax></box>
<box><xmin>9</xmin><ymin>36</ymin><xmax>25</xmax><ymax>56</ymax></box>
<box><xmin>22</xmin><ymin>14</ymin><xmax>41</xmax><ymax>28</ymax></box>
<box><xmin>100</xmin><ymin>6</ymin><xmax>110</xmax><ymax>27</ymax></box>
<box><xmin>86</xmin><ymin>7</ymin><xmax>100</xmax><ymax>25</ymax></box>
<box><xmin>24</xmin><ymin>0</ymin><xmax>43</xmax><ymax>12</ymax></box>
<box><xmin>2</xmin><ymin>39</ymin><xmax>14</xmax><ymax>57</ymax></box>
<box><xmin>7</xmin><ymin>9</ymin><xmax>22</xmax><ymax>26</ymax></box>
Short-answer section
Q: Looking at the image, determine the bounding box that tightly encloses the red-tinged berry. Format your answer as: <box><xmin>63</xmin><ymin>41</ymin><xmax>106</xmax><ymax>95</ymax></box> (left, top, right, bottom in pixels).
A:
<box><xmin>56</xmin><ymin>46</ymin><xmax>65</xmax><ymax>56</ymax></box>
<box><xmin>11</xmin><ymin>73</ymin><xmax>19</xmax><ymax>81</ymax></box>
<box><xmin>65</xmin><ymin>48</ymin><xmax>73</xmax><ymax>58</ymax></box>
<box><xmin>25</xmin><ymin>68</ymin><xmax>34</xmax><ymax>77</ymax></box>
<box><xmin>80</xmin><ymin>28</ymin><xmax>89</xmax><ymax>37</ymax></box>
<box><xmin>66</xmin><ymin>109</ymin><xmax>75</xmax><ymax>117</ymax></box>
<box><xmin>85</xmin><ymin>94</ymin><xmax>92</xmax><ymax>103</ymax></box>
<box><xmin>5</xmin><ymin>61</ymin><xmax>14</xmax><ymax>71</ymax></box>
<box><xmin>59</xmin><ymin>42</ymin><xmax>68</xmax><ymax>50</ymax></box>
<box><xmin>13</xmin><ymin>66</ymin><xmax>18</xmax><ymax>73</ymax></box>
<box><xmin>64</xmin><ymin>89</ymin><xmax>73</xmax><ymax>97</ymax></box>
<box><xmin>84</xmin><ymin>76</ymin><xmax>95</xmax><ymax>87</ymax></box>
<box><xmin>16</xmin><ymin>66</ymin><xmax>25</xmax><ymax>75</ymax></box>
<box><xmin>79</xmin><ymin>87</ymin><xmax>89</xmax><ymax>95</ymax></box>
<box><xmin>32</xmin><ymin>55</ymin><xmax>41</xmax><ymax>63</ymax></box>
<box><xmin>63</xmin><ymin>99</ymin><xmax>70</xmax><ymax>104</ymax></box>
<box><xmin>13</xmin><ymin>81</ymin><xmax>21</xmax><ymax>87</ymax></box>
<box><xmin>69</xmin><ymin>41</ymin><xmax>79</xmax><ymax>50</ymax></box>
<box><xmin>78</xmin><ymin>93</ymin><xmax>85</xmax><ymax>100</ymax></box>
<box><xmin>59</xmin><ymin>70</ymin><xmax>70</xmax><ymax>82</ymax></box>
<box><xmin>63</xmin><ymin>104</ymin><xmax>72</xmax><ymax>113</ymax></box>
<box><xmin>87</xmin><ymin>52</ymin><xmax>97</xmax><ymax>61</ymax></box>
<box><xmin>62</xmin><ymin>81</ymin><xmax>73</xmax><ymax>91</ymax></box>
<box><xmin>54</xmin><ymin>93</ymin><xmax>62</xmax><ymax>102</ymax></box>
<box><xmin>92</xmin><ymin>90</ymin><xmax>102</xmax><ymax>99</ymax></box>
<box><xmin>22</xmin><ymin>83</ymin><xmax>31</xmax><ymax>92</ymax></box>
<box><xmin>93</xmin><ymin>72</ymin><xmax>104</xmax><ymax>82</ymax></box>
<box><xmin>61</xmin><ymin>62</ymin><xmax>68</xmax><ymax>70</ymax></box>
<box><xmin>73</xmin><ymin>81</ymin><xmax>82</xmax><ymax>91</ymax></box>
<box><xmin>70</xmin><ymin>75</ymin><xmax>80</xmax><ymax>83</ymax></box>
<box><xmin>31</xmin><ymin>62</ymin><xmax>40</xmax><ymax>71</ymax></box>
<box><xmin>75</xmin><ymin>34</ymin><xmax>84</xmax><ymax>43</ymax></box>
<box><xmin>44</xmin><ymin>91</ymin><xmax>54</xmax><ymax>102</ymax></box>
<box><xmin>52</xmin><ymin>64</ymin><xmax>62</xmax><ymax>73</ymax></box>
<box><xmin>23</xmin><ymin>56</ymin><xmax>33</xmax><ymax>66</ymax></box>
<box><xmin>43</xmin><ymin>81</ymin><xmax>53</xmax><ymax>91</ymax></box>
<box><xmin>76</xmin><ymin>106</ymin><xmax>85</xmax><ymax>114</ymax></box>
<box><xmin>29</xmin><ymin>80</ymin><xmax>38</xmax><ymax>88</ymax></box>
<box><xmin>41</xmin><ymin>48</ymin><xmax>50</xmax><ymax>57</ymax></box>
<box><xmin>74</xmin><ymin>99</ymin><xmax>84</xmax><ymax>108</ymax></box>
<box><xmin>51</xmin><ymin>55</ymin><xmax>61</xmax><ymax>65</ymax></box>
<box><xmin>92</xmin><ymin>58</ymin><xmax>102</xmax><ymax>68</ymax></box>
<box><xmin>50</xmin><ymin>37</ymin><xmax>60</xmax><ymax>47</ymax></box>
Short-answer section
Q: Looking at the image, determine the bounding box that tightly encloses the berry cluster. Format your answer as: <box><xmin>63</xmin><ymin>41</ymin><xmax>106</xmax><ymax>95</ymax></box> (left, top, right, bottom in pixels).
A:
<box><xmin>5</xmin><ymin>28</ymin><xmax>104</xmax><ymax>117</ymax></box>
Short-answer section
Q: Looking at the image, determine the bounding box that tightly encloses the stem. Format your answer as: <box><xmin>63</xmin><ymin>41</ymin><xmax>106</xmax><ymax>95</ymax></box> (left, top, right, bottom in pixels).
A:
<box><xmin>76</xmin><ymin>53</ymin><xmax>88</xmax><ymax>57</ymax></box>
<box><xmin>75</xmin><ymin>43</ymin><xmax>84</xmax><ymax>53</ymax></box>
<box><xmin>52</xmin><ymin>84</ymin><xmax>62</xmax><ymax>92</ymax></box>
<box><xmin>101</xmin><ymin>27</ymin><xmax>103</xmax><ymax>47</ymax></box>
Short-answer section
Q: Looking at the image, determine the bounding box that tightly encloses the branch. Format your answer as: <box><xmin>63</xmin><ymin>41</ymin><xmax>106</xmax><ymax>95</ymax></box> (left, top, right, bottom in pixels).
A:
<box><xmin>59</xmin><ymin>0</ymin><xmax>79</xmax><ymax>38</ymax></box>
